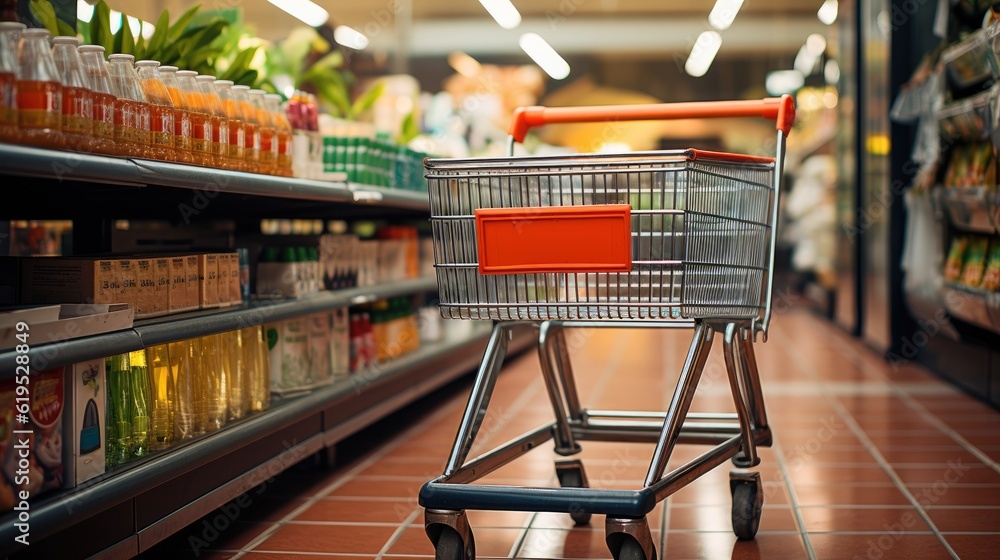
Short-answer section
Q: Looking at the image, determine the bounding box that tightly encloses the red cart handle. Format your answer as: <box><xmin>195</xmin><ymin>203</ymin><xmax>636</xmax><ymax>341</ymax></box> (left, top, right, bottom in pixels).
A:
<box><xmin>508</xmin><ymin>95</ymin><xmax>795</xmax><ymax>143</ymax></box>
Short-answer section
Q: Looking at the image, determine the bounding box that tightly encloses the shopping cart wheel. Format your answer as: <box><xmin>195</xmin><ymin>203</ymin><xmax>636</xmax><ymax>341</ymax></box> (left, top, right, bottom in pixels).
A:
<box><xmin>730</xmin><ymin>471</ymin><xmax>763</xmax><ymax>540</ymax></box>
<box><xmin>606</xmin><ymin>517</ymin><xmax>656</xmax><ymax>560</ymax></box>
<box><xmin>434</xmin><ymin>526</ymin><xmax>475</xmax><ymax>560</ymax></box>
<box><xmin>555</xmin><ymin>459</ymin><xmax>592</xmax><ymax>525</ymax></box>
<box><xmin>425</xmin><ymin>509</ymin><xmax>476</xmax><ymax>560</ymax></box>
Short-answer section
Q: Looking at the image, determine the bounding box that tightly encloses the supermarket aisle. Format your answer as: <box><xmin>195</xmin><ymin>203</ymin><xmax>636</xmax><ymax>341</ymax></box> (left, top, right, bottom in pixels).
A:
<box><xmin>141</xmin><ymin>307</ymin><xmax>1000</xmax><ymax>560</ymax></box>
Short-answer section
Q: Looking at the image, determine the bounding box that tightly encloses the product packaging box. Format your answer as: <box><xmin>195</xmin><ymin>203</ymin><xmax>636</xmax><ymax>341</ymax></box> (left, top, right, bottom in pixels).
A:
<box><xmin>330</xmin><ymin>308</ymin><xmax>350</xmax><ymax>381</ymax></box>
<box><xmin>185</xmin><ymin>255</ymin><xmax>200</xmax><ymax>311</ymax></box>
<box><xmin>198</xmin><ymin>253</ymin><xmax>220</xmax><ymax>309</ymax></box>
<box><xmin>63</xmin><ymin>359</ymin><xmax>105</xmax><ymax>486</ymax></box>
<box><xmin>218</xmin><ymin>253</ymin><xmax>232</xmax><ymax>308</ymax></box>
<box><xmin>116</xmin><ymin>258</ymin><xmax>136</xmax><ymax>311</ymax></box>
<box><xmin>0</xmin><ymin>368</ymin><xmax>64</xmax><ymax>511</ymax></box>
<box><xmin>19</xmin><ymin>257</ymin><xmax>119</xmax><ymax>306</ymax></box>
<box><xmin>151</xmin><ymin>257</ymin><xmax>171</xmax><ymax>317</ymax></box>
<box><xmin>228</xmin><ymin>251</ymin><xmax>241</xmax><ymax>305</ymax></box>
<box><xmin>308</xmin><ymin>313</ymin><xmax>333</xmax><ymax>387</ymax></box>
<box><xmin>266</xmin><ymin>318</ymin><xmax>312</xmax><ymax>395</ymax></box>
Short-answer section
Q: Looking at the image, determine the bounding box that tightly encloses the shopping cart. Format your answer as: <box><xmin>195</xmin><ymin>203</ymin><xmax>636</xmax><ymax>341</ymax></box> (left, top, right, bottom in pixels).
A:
<box><xmin>419</xmin><ymin>96</ymin><xmax>795</xmax><ymax>560</ymax></box>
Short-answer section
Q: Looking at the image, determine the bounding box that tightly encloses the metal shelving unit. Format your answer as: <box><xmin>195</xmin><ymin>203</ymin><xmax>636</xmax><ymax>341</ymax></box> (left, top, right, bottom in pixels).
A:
<box><xmin>0</xmin><ymin>144</ymin><xmax>526</xmax><ymax>559</ymax></box>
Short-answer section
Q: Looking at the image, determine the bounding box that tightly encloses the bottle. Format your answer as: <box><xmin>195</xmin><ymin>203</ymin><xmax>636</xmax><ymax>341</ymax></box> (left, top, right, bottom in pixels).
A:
<box><xmin>249</xmin><ymin>89</ymin><xmax>276</xmax><ymax>175</ymax></box>
<box><xmin>223</xmin><ymin>329</ymin><xmax>245</xmax><ymax>421</ymax></box>
<box><xmin>266</xmin><ymin>93</ymin><xmax>293</xmax><ymax>177</ymax></box>
<box><xmin>214</xmin><ymin>79</ymin><xmax>245</xmax><ymax>172</ymax></box>
<box><xmin>147</xmin><ymin>344</ymin><xmax>175</xmax><ymax>450</ymax></box>
<box><xmin>240</xmin><ymin>325</ymin><xmax>270</xmax><ymax>412</ymax></box>
<box><xmin>176</xmin><ymin>70</ymin><xmax>212</xmax><ymax>166</ymax></box>
<box><xmin>135</xmin><ymin>60</ymin><xmax>176</xmax><ymax>162</ymax></box>
<box><xmin>196</xmin><ymin>74</ymin><xmax>230</xmax><ymax>169</ymax></box>
<box><xmin>51</xmin><ymin>36</ymin><xmax>93</xmax><ymax>153</ymax></box>
<box><xmin>128</xmin><ymin>349</ymin><xmax>153</xmax><ymax>458</ymax></box>
<box><xmin>107</xmin><ymin>53</ymin><xmax>151</xmax><ymax>158</ymax></box>
<box><xmin>77</xmin><ymin>45</ymin><xmax>116</xmax><ymax>155</ymax></box>
<box><xmin>105</xmin><ymin>353</ymin><xmax>133</xmax><ymax>466</ymax></box>
<box><xmin>0</xmin><ymin>22</ymin><xmax>24</xmax><ymax>144</ymax></box>
<box><xmin>168</xmin><ymin>339</ymin><xmax>199</xmax><ymax>439</ymax></box>
<box><xmin>232</xmin><ymin>85</ymin><xmax>258</xmax><ymax>173</ymax></box>
<box><xmin>157</xmin><ymin>66</ymin><xmax>194</xmax><ymax>165</ymax></box>
<box><xmin>15</xmin><ymin>28</ymin><xmax>63</xmax><ymax>149</ymax></box>
<box><xmin>200</xmin><ymin>333</ymin><xmax>227</xmax><ymax>432</ymax></box>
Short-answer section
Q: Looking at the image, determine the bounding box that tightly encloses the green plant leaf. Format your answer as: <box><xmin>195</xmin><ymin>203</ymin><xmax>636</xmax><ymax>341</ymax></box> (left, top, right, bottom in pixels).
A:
<box><xmin>119</xmin><ymin>15</ymin><xmax>135</xmax><ymax>56</ymax></box>
<box><xmin>113</xmin><ymin>22</ymin><xmax>124</xmax><ymax>54</ymax></box>
<box><xmin>398</xmin><ymin>110</ymin><xmax>420</xmax><ymax>145</ymax></box>
<box><xmin>91</xmin><ymin>1</ymin><xmax>114</xmax><ymax>52</ymax></box>
<box><xmin>56</xmin><ymin>18</ymin><xmax>76</xmax><ymax>37</ymax></box>
<box><xmin>310</xmin><ymin>50</ymin><xmax>344</xmax><ymax>73</ymax></box>
<box><xmin>316</xmin><ymin>81</ymin><xmax>351</xmax><ymax>118</ymax></box>
<box><xmin>220</xmin><ymin>46</ymin><xmax>257</xmax><ymax>81</ymax></box>
<box><xmin>234</xmin><ymin>69</ymin><xmax>258</xmax><ymax>87</ymax></box>
<box><xmin>29</xmin><ymin>0</ymin><xmax>59</xmax><ymax>36</ymax></box>
<box><xmin>349</xmin><ymin>81</ymin><xmax>385</xmax><ymax>119</ymax></box>
<box><xmin>134</xmin><ymin>27</ymin><xmax>146</xmax><ymax>58</ymax></box>
<box><xmin>144</xmin><ymin>10</ymin><xmax>171</xmax><ymax>58</ymax></box>
<box><xmin>167</xmin><ymin>4</ymin><xmax>202</xmax><ymax>43</ymax></box>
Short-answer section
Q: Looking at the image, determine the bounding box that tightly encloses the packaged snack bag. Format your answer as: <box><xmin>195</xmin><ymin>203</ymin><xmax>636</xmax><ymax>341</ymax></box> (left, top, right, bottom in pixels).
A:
<box><xmin>961</xmin><ymin>237</ymin><xmax>989</xmax><ymax>287</ymax></box>
<box><xmin>981</xmin><ymin>242</ymin><xmax>1000</xmax><ymax>291</ymax></box>
<box><xmin>945</xmin><ymin>236</ymin><xmax>968</xmax><ymax>282</ymax></box>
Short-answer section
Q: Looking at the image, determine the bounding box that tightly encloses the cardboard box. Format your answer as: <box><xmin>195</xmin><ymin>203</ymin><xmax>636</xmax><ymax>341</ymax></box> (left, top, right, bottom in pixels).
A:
<box><xmin>169</xmin><ymin>256</ymin><xmax>190</xmax><ymax>313</ymax></box>
<box><xmin>0</xmin><ymin>304</ymin><xmax>134</xmax><ymax>351</ymax></box>
<box><xmin>185</xmin><ymin>255</ymin><xmax>199</xmax><ymax>312</ymax></box>
<box><xmin>217</xmin><ymin>253</ymin><xmax>231</xmax><ymax>308</ymax></box>
<box><xmin>134</xmin><ymin>258</ymin><xmax>155</xmax><ymax>318</ymax></box>
<box><xmin>64</xmin><ymin>359</ymin><xmax>105</xmax><ymax>486</ymax></box>
<box><xmin>308</xmin><ymin>313</ymin><xmax>332</xmax><ymax>387</ymax></box>
<box><xmin>151</xmin><ymin>257</ymin><xmax>171</xmax><ymax>317</ymax></box>
<box><xmin>198</xmin><ymin>254</ymin><xmax>219</xmax><ymax>309</ymax></box>
<box><xmin>116</xmin><ymin>259</ymin><xmax>136</xmax><ymax>311</ymax></box>
<box><xmin>18</xmin><ymin>257</ymin><xmax>118</xmax><ymax>306</ymax></box>
<box><xmin>228</xmin><ymin>252</ymin><xmax>241</xmax><ymax>305</ymax></box>
<box><xmin>266</xmin><ymin>318</ymin><xmax>312</xmax><ymax>395</ymax></box>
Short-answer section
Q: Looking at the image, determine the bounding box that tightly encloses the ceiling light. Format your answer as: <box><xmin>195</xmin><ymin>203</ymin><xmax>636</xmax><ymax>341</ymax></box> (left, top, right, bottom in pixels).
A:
<box><xmin>765</xmin><ymin>70</ymin><xmax>804</xmax><ymax>96</ymax></box>
<box><xmin>479</xmin><ymin>0</ymin><xmax>522</xmax><ymax>30</ymax></box>
<box><xmin>806</xmin><ymin>33</ymin><xmax>827</xmax><ymax>55</ymax></box>
<box><xmin>266</xmin><ymin>0</ymin><xmax>330</xmax><ymax>27</ymax></box>
<box><xmin>824</xmin><ymin>59</ymin><xmax>841</xmax><ymax>84</ymax></box>
<box><xmin>708</xmin><ymin>0</ymin><xmax>744</xmax><ymax>31</ymax></box>
<box><xmin>77</xmin><ymin>0</ymin><xmax>94</xmax><ymax>23</ymax></box>
<box><xmin>519</xmin><ymin>33</ymin><xmax>570</xmax><ymax>80</ymax></box>
<box><xmin>794</xmin><ymin>44</ymin><xmax>819</xmax><ymax>75</ymax></box>
<box><xmin>684</xmin><ymin>31</ymin><xmax>722</xmax><ymax>77</ymax></box>
<box><xmin>448</xmin><ymin>51</ymin><xmax>482</xmax><ymax>78</ymax></box>
<box><xmin>334</xmin><ymin>25</ymin><xmax>369</xmax><ymax>50</ymax></box>
<box><xmin>818</xmin><ymin>0</ymin><xmax>838</xmax><ymax>25</ymax></box>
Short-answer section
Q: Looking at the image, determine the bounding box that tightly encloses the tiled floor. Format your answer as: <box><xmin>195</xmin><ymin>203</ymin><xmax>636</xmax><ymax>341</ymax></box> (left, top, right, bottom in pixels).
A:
<box><xmin>140</xmin><ymin>308</ymin><xmax>1000</xmax><ymax>559</ymax></box>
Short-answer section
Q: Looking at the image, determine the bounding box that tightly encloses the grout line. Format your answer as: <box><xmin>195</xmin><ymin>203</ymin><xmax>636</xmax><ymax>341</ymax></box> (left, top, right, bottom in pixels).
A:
<box><xmin>375</xmin><ymin>507</ymin><xmax>422</xmax><ymax>559</ymax></box>
<box><xmin>507</xmin><ymin>512</ymin><xmax>540</xmax><ymax>558</ymax></box>
<box><xmin>770</xmin><ymin>436</ymin><xmax>819</xmax><ymax>560</ymax></box>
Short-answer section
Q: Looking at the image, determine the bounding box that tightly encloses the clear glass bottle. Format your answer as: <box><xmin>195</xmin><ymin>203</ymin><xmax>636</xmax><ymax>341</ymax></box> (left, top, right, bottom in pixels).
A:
<box><xmin>147</xmin><ymin>344</ymin><xmax>175</xmax><ymax>450</ymax></box>
<box><xmin>214</xmin><ymin>79</ymin><xmax>245</xmax><ymax>172</ymax></box>
<box><xmin>106</xmin><ymin>353</ymin><xmax>133</xmax><ymax>466</ymax></box>
<box><xmin>107</xmin><ymin>53</ymin><xmax>151</xmax><ymax>158</ymax></box>
<box><xmin>77</xmin><ymin>45</ymin><xmax>117</xmax><ymax>155</ymax></box>
<box><xmin>176</xmin><ymin>70</ymin><xmax>212</xmax><ymax>166</ymax></box>
<box><xmin>15</xmin><ymin>28</ymin><xmax>63</xmax><ymax>149</ymax></box>
<box><xmin>168</xmin><ymin>339</ymin><xmax>199</xmax><ymax>439</ymax></box>
<box><xmin>51</xmin><ymin>36</ymin><xmax>93</xmax><ymax>152</ymax></box>
<box><xmin>127</xmin><ymin>349</ymin><xmax>153</xmax><ymax>458</ymax></box>
<box><xmin>232</xmin><ymin>85</ymin><xmax>258</xmax><ymax>173</ymax></box>
<box><xmin>196</xmin><ymin>74</ymin><xmax>229</xmax><ymax>169</ymax></box>
<box><xmin>135</xmin><ymin>60</ymin><xmax>176</xmax><ymax>162</ymax></box>
<box><xmin>0</xmin><ymin>22</ymin><xmax>25</xmax><ymax>144</ymax></box>
<box><xmin>266</xmin><ymin>94</ymin><xmax>293</xmax><ymax>177</ymax></box>
<box><xmin>157</xmin><ymin>66</ymin><xmax>194</xmax><ymax>165</ymax></box>
<box><xmin>249</xmin><ymin>89</ymin><xmax>276</xmax><ymax>175</ymax></box>
<box><xmin>224</xmin><ymin>330</ymin><xmax>245</xmax><ymax>420</ymax></box>
<box><xmin>200</xmin><ymin>333</ymin><xmax>227</xmax><ymax>432</ymax></box>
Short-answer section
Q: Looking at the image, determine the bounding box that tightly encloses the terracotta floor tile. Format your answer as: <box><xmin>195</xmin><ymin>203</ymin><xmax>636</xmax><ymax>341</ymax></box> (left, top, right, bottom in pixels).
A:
<box><xmin>666</xmin><ymin>505</ymin><xmax>798</xmax><ymax>532</ymax></box>
<box><xmin>148</xmin><ymin>520</ymin><xmax>276</xmax><ymax>556</ymax></box>
<box><xmin>327</xmin><ymin>478</ymin><xmax>422</xmax><ymax>500</ymax></box>
<box><xmin>294</xmin><ymin>498</ymin><xmax>417</xmax><ymax>523</ymax></box>
<box><xmin>893</xmin><ymin>465</ymin><xmax>1000</xmax><ymax>485</ymax></box>
<box><xmin>904</xmin><ymin>484</ymin><xmax>1000</xmax><ymax>507</ymax></box>
<box><xmin>386</xmin><ymin>526</ymin><xmax>522</xmax><ymax>556</ymax></box>
<box><xmin>252</xmin><ymin>523</ymin><xmax>397</xmax><ymax>554</ymax></box>
<box><xmin>518</xmin><ymin>527</ymin><xmax>661</xmax><ymax>559</ymax></box>
<box><xmin>924</xmin><ymin>507</ymin><xmax>1000</xmax><ymax>532</ymax></box>
<box><xmin>807</xmin><ymin>533</ymin><xmax>952</xmax><ymax>560</ymax></box>
<box><xmin>465</xmin><ymin>508</ymin><xmax>535</xmax><ymax>528</ymax></box>
<box><xmin>793</xmin><ymin>485</ymin><xmax>911</xmax><ymax>506</ymax></box>
<box><xmin>240</xmin><ymin>555</ymin><xmax>374</xmax><ymax>560</ymax></box>
<box><xmin>788</xmin><ymin>465</ymin><xmax>895</xmax><ymax>486</ymax></box>
<box><xmin>799</xmin><ymin>507</ymin><xmax>930</xmax><ymax>533</ymax></box>
<box><xmin>658</xmin><ymin>532</ymin><xmax>808</xmax><ymax>560</ymax></box>
<box><xmin>236</xmin><ymin>496</ymin><xmax>310</xmax><ymax>523</ymax></box>
<box><xmin>942</xmin><ymin>534</ymin><xmax>1000</xmax><ymax>559</ymax></box>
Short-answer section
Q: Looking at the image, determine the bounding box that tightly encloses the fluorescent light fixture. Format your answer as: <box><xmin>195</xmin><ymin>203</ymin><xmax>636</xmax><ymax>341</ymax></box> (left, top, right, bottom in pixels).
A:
<box><xmin>267</xmin><ymin>0</ymin><xmax>330</xmax><ymax>27</ymax></box>
<box><xmin>334</xmin><ymin>25</ymin><xmax>369</xmax><ymax>50</ymax></box>
<box><xmin>77</xmin><ymin>0</ymin><xmax>94</xmax><ymax>23</ymax></box>
<box><xmin>519</xmin><ymin>33</ymin><xmax>570</xmax><ymax>80</ymax></box>
<box><xmin>818</xmin><ymin>0</ymin><xmax>838</xmax><ymax>25</ymax></box>
<box><xmin>479</xmin><ymin>0</ymin><xmax>522</xmax><ymax>30</ymax></box>
<box><xmin>806</xmin><ymin>33</ymin><xmax>827</xmax><ymax>55</ymax></box>
<box><xmin>109</xmin><ymin>10</ymin><xmax>122</xmax><ymax>34</ymax></box>
<box><xmin>684</xmin><ymin>31</ymin><xmax>722</xmax><ymax>77</ymax></box>
<box><xmin>765</xmin><ymin>70</ymin><xmax>804</xmax><ymax>96</ymax></box>
<box><xmin>794</xmin><ymin>44</ymin><xmax>819</xmax><ymax>75</ymax></box>
<box><xmin>708</xmin><ymin>0</ymin><xmax>743</xmax><ymax>31</ymax></box>
<box><xmin>448</xmin><ymin>51</ymin><xmax>482</xmax><ymax>77</ymax></box>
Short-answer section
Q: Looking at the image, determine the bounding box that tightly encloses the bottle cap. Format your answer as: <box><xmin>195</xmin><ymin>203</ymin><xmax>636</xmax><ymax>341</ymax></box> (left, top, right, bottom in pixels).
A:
<box><xmin>0</xmin><ymin>22</ymin><xmax>26</xmax><ymax>31</ymax></box>
<box><xmin>135</xmin><ymin>60</ymin><xmax>160</xmax><ymax>67</ymax></box>
<box><xmin>214</xmin><ymin>79</ymin><xmax>234</xmax><ymax>86</ymax></box>
<box><xmin>52</xmin><ymin>36</ymin><xmax>80</xmax><ymax>45</ymax></box>
<box><xmin>159</xmin><ymin>65</ymin><xmax>178</xmax><ymax>72</ymax></box>
<box><xmin>108</xmin><ymin>53</ymin><xmax>135</xmax><ymax>62</ymax></box>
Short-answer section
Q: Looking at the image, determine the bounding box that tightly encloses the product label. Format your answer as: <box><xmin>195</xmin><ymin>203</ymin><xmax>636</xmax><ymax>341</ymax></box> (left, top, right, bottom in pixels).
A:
<box><xmin>29</xmin><ymin>369</ymin><xmax>64</xmax><ymax>430</ymax></box>
<box><xmin>0</xmin><ymin>71</ymin><xmax>14</xmax><ymax>125</ymax></box>
<box><xmin>16</xmin><ymin>80</ymin><xmax>60</xmax><ymax>112</ymax></box>
<box><xmin>170</xmin><ymin>256</ymin><xmax>187</xmax><ymax>311</ymax></box>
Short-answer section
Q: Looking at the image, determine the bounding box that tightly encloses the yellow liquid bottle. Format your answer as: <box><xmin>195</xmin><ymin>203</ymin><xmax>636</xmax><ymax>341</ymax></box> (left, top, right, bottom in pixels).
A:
<box><xmin>168</xmin><ymin>339</ymin><xmax>199</xmax><ymax>439</ymax></box>
<box><xmin>224</xmin><ymin>330</ymin><xmax>245</xmax><ymax>421</ymax></box>
<box><xmin>200</xmin><ymin>334</ymin><xmax>228</xmax><ymax>431</ymax></box>
<box><xmin>241</xmin><ymin>325</ymin><xmax>271</xmax><ymax>412</ymax></box>
<box><xmin>147</xmin><ymin>344</ymin><xmax>176</xmax><ymax>450</ymax></box>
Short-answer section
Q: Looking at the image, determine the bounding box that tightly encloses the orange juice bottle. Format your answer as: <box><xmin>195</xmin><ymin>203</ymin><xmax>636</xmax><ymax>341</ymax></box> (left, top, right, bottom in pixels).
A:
<box><xmin>135</xmin><ymin>60</ymin><xmax>176</xmax><ymax>162</ymax></box>
<box><xmin>214</xmin><ymin>79</ymin><xmax>245</xmax><ymax>172</ymax></box>
<box><xmin>0</xmin><ymin>22</ymin><xmax>24</xmax><ymax>144</ymax></box>
<box><xmin>107</xmin><ymin>54</ymin><xmax>151</xmax><ymax>158</ymax></box>
<box><xmin>266</xmin><ymin>94</ymin><xmax>293</xmax><ymax>177</ymax></box>
<box><xmin>77</xmin><ymin>45</ymin><xmax>117</xmax><ymax>155</ymax></box>
<box><xmin>232</xmin><ymin>85</ymin><xmax>259</xmax><ymax>173</ymax></box>
<box><xmin>249</xmin><ymin>89</ymin><xmax>276</xmax><ymax>175</ymax></box>
<box><xmin>157</xmin><ymin>66</ymin><xmax>194</xmax><ymax>165</ymax></box>
<box><xmin>196</xmin><ymin>74</ymin><xmax>229</xmax><ymax>169</ymax></box>
<box><xmin>175</xmin><ymin>70</ymin><xmax>213</xmax><ymax>167</ymax></box>
<box><xmin>51</xmin><ymin>36</ymin><xmax>94</xmax><ymax>153</ymax></box>
<box><xmin>15</xmin><ymin>28</ymin><xmax>63</xmax><ymax>150</ymax></box>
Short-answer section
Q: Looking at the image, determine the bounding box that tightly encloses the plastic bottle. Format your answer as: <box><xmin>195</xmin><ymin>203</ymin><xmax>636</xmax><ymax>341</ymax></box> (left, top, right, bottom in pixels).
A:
<box><xmin>15</xmin><ymin>28</ymin><xmax>63</xmax><ymax>149</ymax></box>
<box><xmin>200</xmin><ymin>333</ymin><xmax>228</xmax><ymax>432</ymax></box>
<box><xmin>176</xmin><ymin>70</ymin><xmax>213</xmax><ymax>166</ymax></box>
<box><xmin>105</xmin><ymin>353</ymin><xmax>133</xmax><ymax>466</ymax></box>
<box><xmin>214</xmin><ymin>79</ymin><xmax>245</xmax><ymax>172</ymax></box>
<box><xmin>196</xmin><ymin>75</ymin><xmax>230</xmax><ymax>169</ymax></box>
<box><xmin>168</xmin><ymin>339</ymin><xmax>199</xmax><ymax>439</ymax></box>
<box><xmin>77</xmin><ymin>45</ymin><xmax>117</xmax><ymax>155</ymax></box>
<box><xmin>232</xmin><ymin>85</ymin><xmax>258</xmax><ymax>173</ymax></box>
<box><xmin>249</xmin><ymin>89</ymin><xmax>276</xmax><ymax>175</ymax></box>
<box><xmin>157</xmin><ymin>66</ymin><xmax>194</xmax><ymax>164</ymax></box>
<box><xmin>127</xmin><ymin>349</ymin><xmax>153</xmax><ymax>458</ymax></box>
<box><xmin>223</xmin><ymin>329</ymin><xmax>245</xmax><ymax>420</ymax></box>
<box><xmin>266</xmin><ymin>93</ymin><xmax>293</xmax><ymax>177</ymax></box>
<box><xmin>135</xmin><ymin>60</ymin><xmax>176</xmax><ymax>162</ymax></box>
<box><xmin>107</xmin><ymin>53</ymin><xmax>151</xmax><ymax>158</ymax></box>
<box><xmin>51</xmin><ymin>36</ymin><xmax>93</xmax><ymax>153</ymax></box>
<box><xmin>0</xmin><ymin>22</ymin><xmax>24</xmax><ymax>144</ymax></box>
<box><xmin>240</xmin><ymin>325</ymin><xmax>270</xmax><ymax>412</ymax></box>
<box><xmin>146</xmin><ymin>344</ymin><xmax>175</xmax><ymax>450</ymax></box>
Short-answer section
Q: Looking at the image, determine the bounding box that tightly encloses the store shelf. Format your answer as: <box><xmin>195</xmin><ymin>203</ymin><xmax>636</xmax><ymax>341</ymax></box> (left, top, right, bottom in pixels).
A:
<box><xmin>0</xmin><ymin>324</ymin><xmax>535</xmax><ymax>559</ymax></box>
<box><xmin>935</xmin><ymin>84</ymin><xmax>998</xmax><ymax>141</ymax></box>
<box><xmin>0</xmin><ymin>277</ymin><xmax>439</xmax><ymax>377</ymax></box>
<box><xmin>942</xmin><ymin>282</ymin><xmax>1000</xmax><ymax>335</ymax></box>
<box><xmin>936</xmin><ymin>184</ymin><xmax>1000</xmax><ymax>234</ymax></box>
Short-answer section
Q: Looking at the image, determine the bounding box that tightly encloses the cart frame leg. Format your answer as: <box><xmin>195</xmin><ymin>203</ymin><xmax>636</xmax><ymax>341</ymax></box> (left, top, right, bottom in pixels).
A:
<box><xmin>425</xmin><ymin>509</ymin><xmax>475</xmax><ymax>559</ymax></box>
<box><xmin>724</xmin><ymin>323</ymin><xmax>759</xmax><ymax>468</ymax></box>
<box><xmin>606</xmin><ymin>516</ymin><xmax>656</xmax><ymax>560</ymax></box>
<box><xmin>538</xmin><ymin>321</ymin><xmax>582</xmax><ymax>455</ymax></box>
<box><xmin>738</xmin><ymin>327</ymin><xmax>771</xmax><ymax>444</ymax></box>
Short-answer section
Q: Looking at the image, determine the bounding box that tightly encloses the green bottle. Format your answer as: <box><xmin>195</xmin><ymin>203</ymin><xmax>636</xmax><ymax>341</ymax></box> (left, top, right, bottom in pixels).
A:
<box><xmin>128</xmin><ymin>350</ymin><xmax>153</xmax><ymax>458</ymax></box>
<box><xmin>106</xmin><ymin>353</ymin><xmax>133</xmax><ymax>466</ymax></box>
